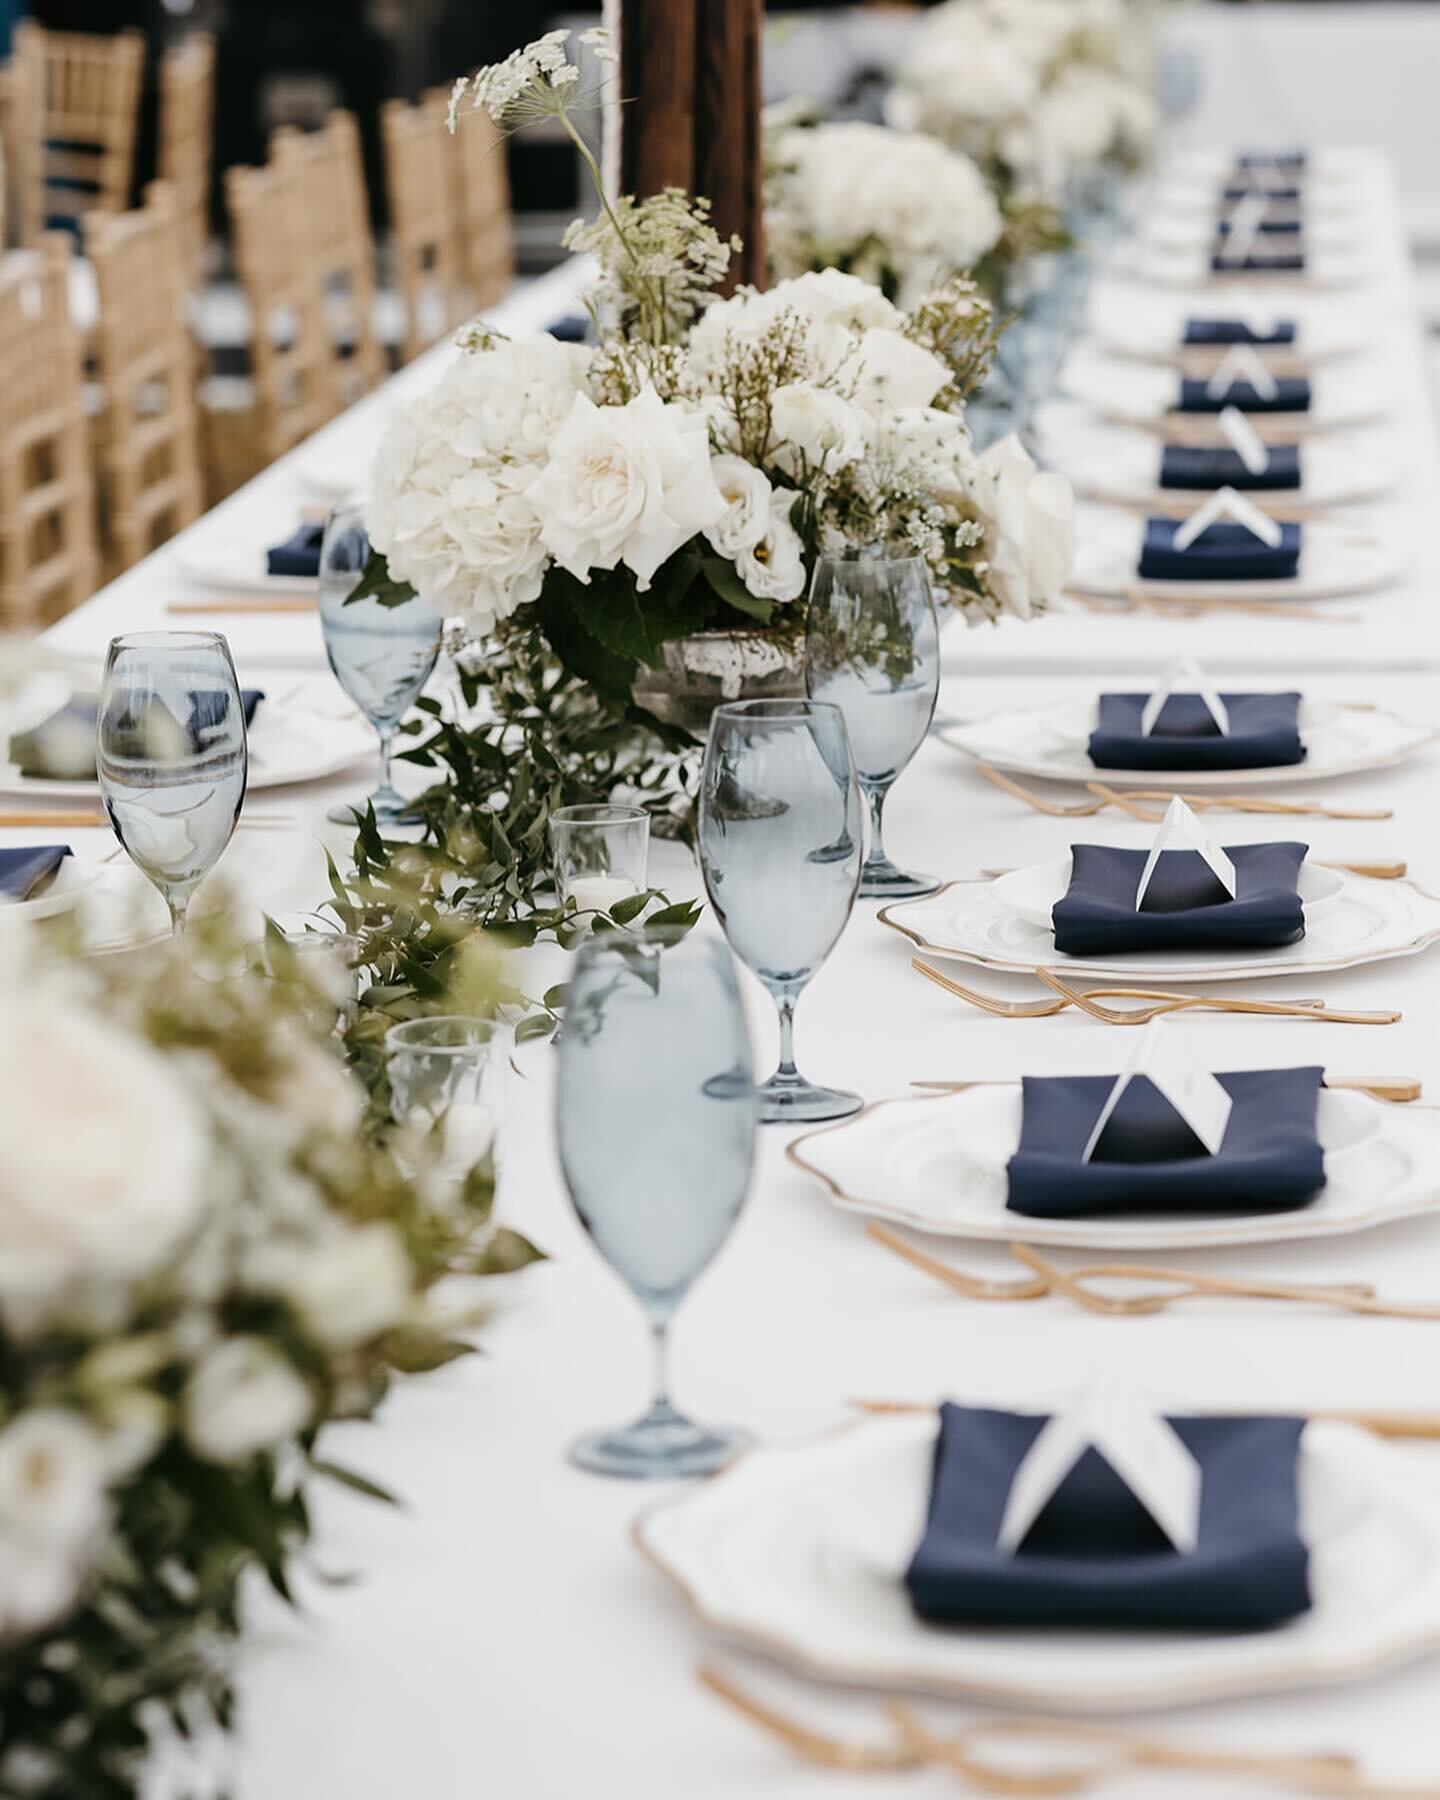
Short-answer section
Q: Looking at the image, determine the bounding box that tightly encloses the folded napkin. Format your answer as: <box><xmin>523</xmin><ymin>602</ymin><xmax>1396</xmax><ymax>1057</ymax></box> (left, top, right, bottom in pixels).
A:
<box><xmin>1159</xmin><ymin>445</ymin><xmax>1301</xmax><ymax>492</ymax></box>
<box><xmin>1006</xmin><ymin>1066</ymin><xmax>1326</xmax><ymax>1218</ymax></box>
<box><xmin>1221</xmin><ymin>184</ymin><xmax>1300</xmax><ymax>203</ymax></box>
<box><xmin>1216</xmin><ymin>216</ymin><xmax>1302</xmax><ymax>237</ymax></box>
<box><xmin>266</xmin><ymin>522</ymin><xmax>325</xmax><ymax>578</ymax></box>
<box><xmin>1209</xmin><ymin>249</ymin><xmax>1306</xmax><ymax>274</ymax></box>
<box><xmin>1049</xmin><ymin>840</ymin><xmax>1308</xmax><ymax>957</ymax></box>
<box><xmin>0</xmin><ymin>844</ymin><xmax>71</xmax><ymax>901</ymax></box>
<box><xmin>1177</xmin><ymin>375</ymin><xmax>1311</xmax><ymax>414</ymax></box>
<box><xmin>11</xmin><ymin>691</ymin><xmax>265</xmax><ymax>780</ymax></box>
<box><xmin>1182</xmin><ymin>316</ymin><xmax>1296</xmax><ymax>346</ymax></box>
<box><xmin>1088</xmin><ymin>690</ymin><xmax>1305</xmax><ymax>770</ymax></box>
<box><xmin>905</xmin><ymin>1403</ymin><xmax>1311</xmax><ymax>1629</ymax></box>
<box><xmin>1236</xmin><ymin>152</ymin><xmax>1306</xmax><ymax>172</ymax></box>
<box><xmin>1139</xmin><ymin>517</ymin><xmax>1301</xmax><ymax>582</ymax></box>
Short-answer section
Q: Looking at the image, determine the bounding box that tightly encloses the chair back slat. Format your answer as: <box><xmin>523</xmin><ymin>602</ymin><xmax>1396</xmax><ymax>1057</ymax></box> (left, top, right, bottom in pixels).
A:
<box><xmin>382</xmin><ymin>97</ymin><xmax>462</xmax><ymax>363</ymax></box>
<box><xmin>11</xmin><ymin>23</ymin><xmax>144</xmax><ymax>244</ymax></box>
<box><xmin>157</xmin><ymin>33</ymin><xmax>215</xmax><ymax>286</ymax></box>
<box><xmin>432</xmin><ymin>92</ymin><xmax>514</xmax><ymax>315</ymax></box>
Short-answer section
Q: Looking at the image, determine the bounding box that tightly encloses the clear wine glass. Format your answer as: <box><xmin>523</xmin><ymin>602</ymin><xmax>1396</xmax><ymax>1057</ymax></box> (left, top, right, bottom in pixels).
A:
<box><xmin>557</xmin><ymin>926</ymin><xmax>757</xmax><ymax>1479</ymax></box>
<box><xmin>318</xmin><ymin>499</ymin><xmax>443</xmax><ymax>824</ymax></box>
<box><xmin>699</xmin><ymin>698</ymin><xmax>863</xmax><ymax>1124</ymax></box>
<box><xmin>96</xmin><ymin>630</ymin><xmax>247</xmax><ymax>935</ymax></box>
<box><xmin>804</xmin><ymin>554</ymin><xmax>940</xmax><ymax>900</ymax></box>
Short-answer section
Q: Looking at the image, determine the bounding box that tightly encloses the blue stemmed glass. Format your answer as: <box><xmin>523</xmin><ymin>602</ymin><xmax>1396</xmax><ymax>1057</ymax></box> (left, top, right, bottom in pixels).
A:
<box><xmin>699</xmin><ymin>698</ymin><xmax>863</xmax><ymax>1124</ymax></box>
<box><xmin>318</xmin><ymin>500</ymin><xmax>443</xmax><ymax>824</ymax></box>
<box><xmin>557</xmin><ymin>927</ymin><xmax>757</xmax><ymax>1479</ymax></box>
<box><xmin>805</xmin><ymin>554</ymin><xmax>940</xmax><ymax>900</ymax></box>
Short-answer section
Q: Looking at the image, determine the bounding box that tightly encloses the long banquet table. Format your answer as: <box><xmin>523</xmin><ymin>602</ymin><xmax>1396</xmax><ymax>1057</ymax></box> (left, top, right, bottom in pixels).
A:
<box><xmin>28</xmin><ymin>79</ymin><xmax>1440</xmax><ymax>1800</ymax></box>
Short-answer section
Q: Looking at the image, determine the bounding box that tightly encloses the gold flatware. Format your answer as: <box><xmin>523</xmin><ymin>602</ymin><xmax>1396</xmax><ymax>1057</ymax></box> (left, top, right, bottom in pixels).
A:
<box><xmin>910</xmin><ymin>1074</ymin><xmax>1423</xmax><ymax>1104</ymax></box>
<box><xmin>977</xmin><ymin>763</ymin><xmax>1391</xmax><ymax>823</ymax></box>
<box><xmin>867</xmin><ymin>1222</ymin><xmax>1440</xmax><ymax>1321</ymax></box>
<box><xmin>1067</xmin><ymin>589</ymin><xmax>1360</xmax><ymax>626</ymax></box>
<box><xmin>166</xmin><ymin>595</ymin><xmax>317</xmax><ymax>615</ymax></box>
<box><xmin>0</xmin><ymin>808</ymin><xmax>106</xmax><ymax>828</ymax></box>
<box><xmin>701</xmin><ymin>1666</ymin><xmax>1433</xmax><ymax>1796</ymax></box>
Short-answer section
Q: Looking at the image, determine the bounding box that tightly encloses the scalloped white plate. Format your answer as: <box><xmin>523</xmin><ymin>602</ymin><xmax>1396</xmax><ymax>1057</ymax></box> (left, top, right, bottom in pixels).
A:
<box><xmin>1</xmin><ymin>853</ymin><xmax>105</xmax><ymax>921</ymax></box>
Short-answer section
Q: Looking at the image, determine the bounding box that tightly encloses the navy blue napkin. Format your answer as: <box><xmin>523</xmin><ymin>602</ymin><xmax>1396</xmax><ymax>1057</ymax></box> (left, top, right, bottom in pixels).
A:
<box><xmin>905</xmin><ymin>1404</ymin><xmax>1311</xmax><ymax>1629</ymax></box>
<box><xmin>1183</xmin><ymin>316</ymin><xmax>1296</xmax><ymax>346</ymax></box>
<box><xmin>547</xmin><ymin>314</ymin><xmax>590</xmax><ymax>342</ymax></box>
<box><xmin>1217</xmin><ymin>216</ymin><xmax>1302</xmax><ymax>238</ymax></box>
<box><xmin>11</xmin><ymin>691</ymin><xmax>265</xmax><ymax>779</ymax></box>
<box><xmin>1160</xmin><ymin>445</ymin><xmax>1301</xmax><ymax>491</ymax></box>
<box><xmin>1088</xmin><ymin>691</ymin><xmax>1305</xmax><ymax>771</ymax></box>
<box><xmin>1006</xmin><ymin>1067</ymin><xmax>1326</xmax><ymax>1218</ymax></box>
<box><xmin>1237</xmin><ymin>152</ymin><xmax>1306</xmax><ymax>172</ymax></box>
<box><xmin>1050</xmin><ymin>840</ymin><xmax>1308</xmax><ymax>957</ymax></box>
<box><xmin>266</xmin><ymin>523</ymin><xmax>325</xmax><ymax>578</ymax></box>
<box><xmin>1177</xmin><ymin>375</ymin><xmax>1310</xmax><ymax>414</ymax></box>
<box><xmin>0</xmin><ymin>845</ymin><xmax>71</xmax><ymax>900</ymax></box>
<box><xmin>1139</xmin><ymin>517</ymin><xmax>1301</xmax><ymax>582</ymax></box>
<box><xmin>1210</xmin><ymin>249</ymin><xmax>1306</xmax><ymax>274</ymax></box>
<box><xmin>1222</xmin><ymin>184</ymin><xmax>1300</xmax><ymax>203</ymax></box>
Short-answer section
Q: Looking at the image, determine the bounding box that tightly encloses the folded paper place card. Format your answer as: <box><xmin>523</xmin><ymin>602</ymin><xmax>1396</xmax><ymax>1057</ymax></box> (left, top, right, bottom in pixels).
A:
<box><xmin>997</xmin><ymin>1383</ymin><xmax>1203</xmax><ymax>1556</ymax></box>
<box><xmin>1080</xmin><ymin>1017</ymin><xmax>1234</xmax><ymax>1163</ymax></box>
<box><xmin>1213</xmin><ymin>193</ymin><xmax>1269</xmax><ymax>266</ymax></box>
<box><xmin>1136</xmin><ymin>796</ymin><xmax>1237</xmax><ymax>908</ymax></box>
<box><xmin>1140</xmin><ymin>652</ymin><xmax>1229</xmax><ymax>738</ymax></box>
<box><xmin>1217</xmin><ymin>404</ymin><xmax>1270</xmax><ymax>475</ymax></box>
<box><xmin>1172</xmin><ymin>485</ymin><xmax>1284</xmax><ymax>552</ymax></box>
<box><xmin>1205</xmin><ymin>343</ymin><xmax>1279</xmax><ymax>404</ymax></box>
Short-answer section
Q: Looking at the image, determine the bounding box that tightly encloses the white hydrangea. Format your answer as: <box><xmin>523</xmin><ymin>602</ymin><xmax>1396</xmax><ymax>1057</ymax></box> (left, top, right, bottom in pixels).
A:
<box><xmin>688</xmin><ymin>268</ymin><xmax>903</xmax><ymax>386</ymax></box>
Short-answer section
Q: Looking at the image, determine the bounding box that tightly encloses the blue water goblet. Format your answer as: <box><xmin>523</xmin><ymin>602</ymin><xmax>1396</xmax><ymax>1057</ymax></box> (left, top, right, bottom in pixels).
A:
<box><xmin>557</xmin><ymin>926</ymin><xmax>757</xmax><ymax>1479</ymax></box>
<box><xmin>699</xmin><ymin>698</ymin><xmax>863</xmax><ymax>1124</ymax></box>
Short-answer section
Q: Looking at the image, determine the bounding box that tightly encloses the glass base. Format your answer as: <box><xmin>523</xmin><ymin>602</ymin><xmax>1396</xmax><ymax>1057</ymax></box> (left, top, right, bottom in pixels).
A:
<box><xmin>326</xmin><ymin>785</ymin><xmax>413</xmax><ymax>827</ymax></box>
<box><xmin>757</xmin><ymin>1072</ymin><xmax>863</xmax><ymax>1125</ymax></box>
<box><xmin>858</xmin><ymin>857</ymin><xmax>941</xmax><ymax>900</ymax></box>
<box><xmin>569</xmin><ymin>1410</ymin><xmax>750</xmax><ymax>1481</ymax></box>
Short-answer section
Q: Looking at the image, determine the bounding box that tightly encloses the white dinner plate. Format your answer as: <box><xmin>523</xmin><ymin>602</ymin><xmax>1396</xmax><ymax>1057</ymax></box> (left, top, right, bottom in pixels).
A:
<box><xmin>636</xmin><ymin>1413</ymin><xmax>1440</xmax><ymax>1712</ymax></box>
<box><xmin>1035</xmin><ymin>405</ymin><xmax>1399</xmax><ymax>512</ymax></box>
<box><xmin>939</xmin><ymin>696</ymin><xmax>1434</xmax><ymax>790</ymax></box>
<box><xmin>1114</xmin><ymin>239</ymin><xmax>1371</xmax><ymax>293</ymax></box>
<box><xmin>292</xmin><ymin>438</ymin><xmax>377</xmax><ymax>502</ymax></box>
<box><xmin>172</xmin><ymin>535</ymin><xmax>318</xmax><ymax>597</ymax></box>
<box><xmin>1163</xmin><ymin>148</ymin><xmax>1374</xmax><ymax>191</ymax></box>
<box><xmin>1</xmin><ymin>854</ymin><xmax>105</xmax><ymax>921</ymax></box>
<box><xmin>0</xmin><ymin>699</ymin><xmax>374</xmax><ymax>799</ymax></box>
<box><xmin>1140</xmin><ymin>214</ymin><xmax>1361</xmax><ymax>256</ymax></box>
<box><xmin>990</xmin><ymin>854</ymin><xmax>1342</xmax><ymax>929</ymax></box>
<box><xmin>1069</xmin><ymin>505</ymin><xmax>1405</xmax><ymax>605</ymax></box>
<box><xmin>1148</xmin><ymin>178</ymin><xmax>1363</xmax><ymax>225</ymax></box>
<box><xmin>782</xmin><ymin>1082</ymin><xmax>1440</xmax><ymax>1252</ymax></box>
<box><xmin>878</xmin><ymin>870</ymin><xmax>1440</xmax><ymax>984</ymax></box>
<box><xmin>1061</xmin><ymin>344</ymin><xmax>1389</xmax><ymax>436</ymax></box>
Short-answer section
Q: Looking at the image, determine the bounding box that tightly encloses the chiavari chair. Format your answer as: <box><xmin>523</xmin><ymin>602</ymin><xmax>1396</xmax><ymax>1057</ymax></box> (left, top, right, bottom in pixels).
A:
<box><xmin>381</xmin><ymin>96</ymin><xmax>462</xmax><ymax>363</ymax></box>
<box><xmin>9</xmin><ymin>22</ymin><xmax>143</xmax><ymax>245</ymax></box>
<box><xmin>426</xmin><ymin>87</ymin><xmax>514</xmax><ymax>316</ymax></box>
<box><xmin>157</xmin><ymin>33</ymin><xmax>216</xmax><ymax>286</ymax></box>
<box><xmin>84</xmin><ymin>183</ymin><xmax>203</xmax><ymax>577</ymax></box>
<box><xmin>272</xmin><ymin>111</ymin><xmax>384</xmax><ymax>409</ymax></box>
<box><xmin>0</xmin><ymin>235</ymin><xmax>97</xmax><ymax>626</ymax></box>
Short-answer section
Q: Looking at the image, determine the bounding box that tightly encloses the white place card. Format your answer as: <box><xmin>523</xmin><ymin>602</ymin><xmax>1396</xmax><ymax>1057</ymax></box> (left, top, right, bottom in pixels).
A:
<box><xmin>1080</xmin><ymin>1016</ymin><xmax>1234</xmax><ymax>1164</ymax></box>
<box><xmin>1134</xmin><ymin>795</ymin><xmax>1237</xmax><ymax>908</ymax></box>
<box><xmin>998</xmin><ymin>1381</ymin><xmax>1203</xmax><ymax>1557</ymax></box>
<box><xmin>1172</xmin><ymin>485</ymin><xmax>1283</xmax><ymax>552</ymax></box>
<box><xmin>1140</xmin><ymin>651</ymin><xmax>1230</xmax><ymax>738</ymax></box>
<box><xmin>1217</xmin><ymin>404</ymin><xmax>1270</xmax><ymax>476</ymax></box>
<box><xmin>1204</xmin><ymin>342</ymin><xmax>1279</xmax><ymax>403</ymax></box>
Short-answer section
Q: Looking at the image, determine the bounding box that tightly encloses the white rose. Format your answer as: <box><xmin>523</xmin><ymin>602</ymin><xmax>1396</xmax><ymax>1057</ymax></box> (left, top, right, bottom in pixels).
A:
<box><xmin>286</xmin><ymin>1222</ymin><xmax>413</xmax><ymax>1352</ymax></box>
<box><xmin>0</xmin><ymin>995</ymin><xmax>209</xmax><ymax>1332</ymax></box>
<box><xmin>704</xmin><ymin>454</ymin><xmax>773</xmax><ymax>558</ymax></box>
<box><xmin>844</xmin><ymin>329</ymin><xmax>952</xmax><ymax>415</ymax></box>
<box><xmin>0</xmin><ymin>1409</ymin><xmax>109</xmax><ymax>1637</ymax></box>
<box><xmin>184</xmin><ymin>1338</ymin><xmax>313</xmax><ymax>1465</ymax></box>
<box><xmin>528</xmin><ymin>386</ymin><xmax>725</xmax><ymax>590</ymax></box>
<box><xmin>770</xmin><ymin>384</ymin><xmax>867</xmax><ymax>477</ymax></box>
<box><xmin>972</xmin><ymin>433</ymin><xmax>1076</xmax><ymax>619</ymax></box>
<box><xmin>735</xmin><ymin>488</ymin><xmax>808</xmax><ymax>604</ymax></box>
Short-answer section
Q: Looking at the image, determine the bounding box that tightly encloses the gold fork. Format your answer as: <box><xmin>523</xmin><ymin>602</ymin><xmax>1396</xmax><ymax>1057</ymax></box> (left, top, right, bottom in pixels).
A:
<box><xmin>977</xmin><ymin>763</ymin><xmax>1391</xmax><ymax>824</ymax></box>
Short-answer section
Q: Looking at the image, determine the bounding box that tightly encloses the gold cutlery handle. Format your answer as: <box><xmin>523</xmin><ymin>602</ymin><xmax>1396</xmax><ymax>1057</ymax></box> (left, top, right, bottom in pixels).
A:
<box><xmin>1317</xmin><ymin>857</ymin><xmax>1406</xmax><ymax>879</ymax></box>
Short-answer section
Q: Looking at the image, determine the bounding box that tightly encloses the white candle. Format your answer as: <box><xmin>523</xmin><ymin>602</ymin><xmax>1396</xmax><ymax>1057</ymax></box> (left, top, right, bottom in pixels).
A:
<box><xmin>565</xmin><ymin>874</ymin><xmax>641</xmax><ymax>917</ymax></box>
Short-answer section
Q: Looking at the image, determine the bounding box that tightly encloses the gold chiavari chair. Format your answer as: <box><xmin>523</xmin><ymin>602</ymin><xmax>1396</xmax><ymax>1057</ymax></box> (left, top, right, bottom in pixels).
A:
<box><xmin>157</xmin><ymin>33</ymin><xmax>216</xmax><ymax>286</ymax></box>
<box><xmin>10</xmin><ymin>22</ymin><xmax>144</xmax><ymax>245</ymax></box>
<box><xmin>211</xmin><ymin>155</ymin><xmax>334</xmax><ymax>493</ymax></box>
<box><xmin>272</xmin><ymin>110</ymin><xmax>384</xmax><ymax>409</ymax></box>
<box><xmin>84</xmin><ymin>183</ymin><xmax>203</xmax><ymax>577</ymax></box>
<box><xmin>427</xmin><ymin>87</ymin><xmax>514</xmax><ymax>316</ymax></box>
<box><xmin>0</xmin><ymin>235</ymin><xmax>98</xmax><ymax>626</ymax></box>
<box><xmin>381</xmin><ymin>96</ymin><xmax>462</xmax><ymax>363</ymax></box>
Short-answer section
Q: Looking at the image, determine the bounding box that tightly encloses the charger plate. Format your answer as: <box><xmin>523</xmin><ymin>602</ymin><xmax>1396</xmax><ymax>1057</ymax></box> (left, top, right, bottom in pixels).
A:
<box><xmin>637</xmin><ymin>1412</ymin><xmax>1440</xmax><ymax>1712</ymax></box>
<box><xmin>781</xmin><ymin>1081</ymin><xmax>1440</xmax><ymax>1251</ymax></box>
<box><xmin>1060</xmin><ymin>346</ymin><xmax>1389</xmax><ymax>436</ymax></box>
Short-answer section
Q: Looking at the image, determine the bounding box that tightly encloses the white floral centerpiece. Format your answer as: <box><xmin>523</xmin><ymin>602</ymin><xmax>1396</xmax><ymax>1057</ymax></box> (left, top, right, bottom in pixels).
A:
<box><xmin>888</xmin><ymin>0</ymin><xmax>1160</xmax><ymax>203</ymax></box>
<box><xmin>361</xmin><ymin>29</ymin><xmax>1076</xmax><ymax>738</ymax></box>
<box><xmin>0</xmin><ymin>906</ymin><xmax>535</xmax><ymax>1794</ymax></box>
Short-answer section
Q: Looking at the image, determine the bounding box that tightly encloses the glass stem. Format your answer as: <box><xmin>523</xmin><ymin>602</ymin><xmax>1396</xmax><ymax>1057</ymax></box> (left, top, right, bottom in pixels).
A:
<box><xmin>863</xmin><ymin>782</ymin><xmax>889</xmax><ymax>870</ymax></box>
<box><xmin>376</xmin><ymin>723</ymin><xmax>395</xmax><ymax>796</ymax></box>
<box><xmin>774</xmin><ymin>985</ymin><xmax>800</xmax><ymax>1083</ymax></box>
<box><xmin>649</xmin><ymin>1318</ymin><xmax>673</xmax><ymax>1417</ymax></box>
<box><xmin>166</xmin><ymin>894</ymin><xmax>189</xmax><ymax>937</ymax></box>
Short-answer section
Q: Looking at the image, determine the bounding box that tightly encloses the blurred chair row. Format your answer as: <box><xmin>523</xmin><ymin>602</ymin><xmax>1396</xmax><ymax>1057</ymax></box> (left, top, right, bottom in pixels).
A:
<box><xmin>0</xmin><ymin>23</ymin><xmax>514</xmax><ymax>628</ymax></box>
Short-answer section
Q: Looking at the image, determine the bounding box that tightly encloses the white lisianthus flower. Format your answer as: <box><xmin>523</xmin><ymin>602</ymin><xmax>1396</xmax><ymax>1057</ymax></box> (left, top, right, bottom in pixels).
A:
<box><xmin>286</xmin><ymin>1223</ymin><xmax>414</xmax><ymax>1352</ymax></box>
<box><xmin>0</xmin><ymin>996</ymin><xmax>209</xmax><ymax>1332</ymax></box>
<box><xmin>528</xmin><ymin>385</ymin><xmax>726</xmax><ymax>590</ymax></box>
<box><xmin>971</xmin><ymin>433</ymin><xmax>1076</xmax><ymax>619</ymax></box>
<box><xmin>844</xmin><ymin>329</ymin><xmax>953</xmax><ymax>415</ymax></box>
<box><xmin>770</xmin><ymin>383</ymin><xmax>867</xmax><ymax>477</ymax></box>
<box><xmin>704</xmin><ymin>453</ymin><xmax>774</xmax><ymax>559</ymax></box>
<box><xmin>183</xmin><ymin>1339</ymin><xmax>314</xmax><ymax>1465</ymax></box>
<box><xmin>735</xmin><ymin>488</ymin><xmax>808</xmax><ymax>604</ymax></box>
<box><xmin>0</xmin><ymin>1409</ymin><xmax>110</xmax><ymax>1637</ymax></box>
